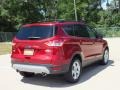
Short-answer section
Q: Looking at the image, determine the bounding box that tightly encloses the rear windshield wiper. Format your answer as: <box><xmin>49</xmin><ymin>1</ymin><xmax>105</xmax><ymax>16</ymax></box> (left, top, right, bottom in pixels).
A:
<box><xmin>28</xmin><ymin>37</ymin><xmax>41</xmax><ymax>40</ymax></box>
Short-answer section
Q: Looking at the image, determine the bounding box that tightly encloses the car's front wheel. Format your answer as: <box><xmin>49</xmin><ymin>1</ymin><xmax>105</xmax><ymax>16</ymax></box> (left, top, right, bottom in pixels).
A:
<box><xmin>64</xmin><ymin>58</ymin><xmax>82</xmax><ymax>83</ymax></box>
<box><xmin>19</xmin><ymin>71</ymin><xmax>35</xmax><ymax>77</ymax></box>
<box><xmin>100</xmin><ymin>49</ymin><xmax>109</xmax><ymax>65</ymax></box>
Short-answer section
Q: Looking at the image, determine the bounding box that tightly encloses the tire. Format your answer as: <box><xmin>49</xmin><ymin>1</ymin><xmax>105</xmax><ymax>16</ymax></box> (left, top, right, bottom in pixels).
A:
<box><xmin>19</xmin><ymin>71</ymin><xmax>35</xmax><ymax>77</ymax></box>
<box><xmin>64</xmin><ymin>58</ymin><xmax>82</xmax><ymax>83</ymax></box>
<box><xmin>100</xmin><ymin>49</ymin><xmax>109</xmax><ymax>65</ymax></box>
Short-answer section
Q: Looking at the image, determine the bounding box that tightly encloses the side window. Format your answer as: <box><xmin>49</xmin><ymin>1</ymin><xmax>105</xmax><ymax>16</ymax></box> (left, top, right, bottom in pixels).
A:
<box><xmin>63</xmin><ymin>25</ymin><xmax>74</xmax><ymax>36</ymax></box>
<box><xmin>87</xmin><ymin>27</ymin><xmax>96</xmax><ymax>39</ymax></box>
<box><xmin>74</xmin><ymin>24</ymin><xmax>89</xmax><ymax>37</ymax></box>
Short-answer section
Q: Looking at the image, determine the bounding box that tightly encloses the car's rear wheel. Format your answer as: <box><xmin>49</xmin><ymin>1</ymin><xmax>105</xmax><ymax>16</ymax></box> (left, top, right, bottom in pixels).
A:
<box><xmin>100</xmin><ymin>49</ymin><xmax>109</xmax><ymax>65</ymax></box>
<box><xmin>19</xmin><ymin>71</ymin><xmax>35</xmax><ymax>77</ymax></box>
<box><xmin>64</xmin><ymin>58</ymin><xmax>82</xmax><ymax>83</ymax></box>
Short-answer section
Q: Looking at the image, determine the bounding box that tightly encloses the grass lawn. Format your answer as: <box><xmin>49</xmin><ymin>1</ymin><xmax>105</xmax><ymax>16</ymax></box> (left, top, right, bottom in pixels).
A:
<box><xmin>0</xmin><ymin>42</ymin><xmax>12</xmax><ymax>55</ymax></box>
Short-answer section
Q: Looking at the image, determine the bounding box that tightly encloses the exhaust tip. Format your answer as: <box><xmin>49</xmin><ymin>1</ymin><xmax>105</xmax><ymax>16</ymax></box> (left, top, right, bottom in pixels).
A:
<box><xmin>41</xmin><ymin>72</ymin><xmax>47</xmax><ymax>77</ymax></box>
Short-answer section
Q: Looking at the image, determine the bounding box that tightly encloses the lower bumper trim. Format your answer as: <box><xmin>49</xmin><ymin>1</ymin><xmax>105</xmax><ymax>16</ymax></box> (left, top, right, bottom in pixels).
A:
<box><xmin>13</xmin><ymin>64</ymin><xmax>50</xmax><ymax>74</ymax></box>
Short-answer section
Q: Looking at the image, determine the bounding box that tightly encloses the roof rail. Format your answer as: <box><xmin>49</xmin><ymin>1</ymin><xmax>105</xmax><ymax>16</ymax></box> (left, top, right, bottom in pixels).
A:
<box><xmin>31</xmin><ymin>19</ymin><xmax>86</xmax><ymax>23</ymax></box>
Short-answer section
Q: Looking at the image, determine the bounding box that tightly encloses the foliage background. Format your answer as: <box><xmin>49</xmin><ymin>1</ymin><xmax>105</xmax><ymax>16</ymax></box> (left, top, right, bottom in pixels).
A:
<box><xmin>0</xmin><ymin>0</ymin><xmax>120</xmax><ymax>37</ymax></box>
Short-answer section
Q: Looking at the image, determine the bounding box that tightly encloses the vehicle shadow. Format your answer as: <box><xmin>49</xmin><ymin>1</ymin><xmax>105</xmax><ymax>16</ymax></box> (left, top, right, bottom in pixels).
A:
<box><xmin>21</xmin><ymin>60</ymin><xmax>114</xmax><ymax>88</ymax></box>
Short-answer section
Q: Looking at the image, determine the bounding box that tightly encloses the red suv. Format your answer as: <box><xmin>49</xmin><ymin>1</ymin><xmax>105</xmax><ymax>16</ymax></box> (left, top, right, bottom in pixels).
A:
<box><xmin>11</xmin><ymin>21</ymin><xmax>109</xmax><ymax>83</ymax></box>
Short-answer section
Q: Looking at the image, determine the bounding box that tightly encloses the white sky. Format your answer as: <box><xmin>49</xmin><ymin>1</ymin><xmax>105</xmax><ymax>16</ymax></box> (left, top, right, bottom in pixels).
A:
<box><xmin>102</xmin><ymin>0</ymin><xmax>112</xmax><ymax>9</ymax></box>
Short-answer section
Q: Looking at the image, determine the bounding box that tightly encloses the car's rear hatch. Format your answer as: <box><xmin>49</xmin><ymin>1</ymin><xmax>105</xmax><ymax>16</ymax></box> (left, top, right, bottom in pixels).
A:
<box><xmin>11</xmin><ymin>25</ymin><xmax>55</xmax><ymax>64</ymax></box>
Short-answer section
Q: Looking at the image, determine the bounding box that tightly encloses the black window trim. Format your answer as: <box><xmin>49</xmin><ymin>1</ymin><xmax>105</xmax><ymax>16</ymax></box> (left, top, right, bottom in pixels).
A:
<box><xmin>88</xmin><ymin>26</ymin><xmax>99</xmax><ymax>38</ymax></box>
<box><xmin>53</xmin><ymin>25</ymin><xmax>57</xmax><ymax>36</ymax></box>
<box><xmin>86</xmin><ymin>26</ymin><xmax>97</xmax><ymax>39</ymax></box>
<box><xmin>62</xmin><ymin>24</ymin><xmax>75</xmax><ymax>36</ymax></box>
<box><xmin>62</xmin><ymin>24</ymin><xmax>98</xmax><ymax>39</ymax></box>
<box><xmin>74</xmin><ymin>24</ymin><xmax>90</xmax><ymax>38</ymax></box>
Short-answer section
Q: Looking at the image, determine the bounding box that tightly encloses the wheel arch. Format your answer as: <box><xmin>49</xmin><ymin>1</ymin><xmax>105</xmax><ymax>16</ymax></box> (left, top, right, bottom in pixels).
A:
<box><xmin>64</xmin><ymin>52</ymin><xmax>83</xmax><ymax>83</ymax></box>
<box><xmin>72</xmin><ymin>54</ymin><xmax>82</xmax><ymax>63</ymax></box>
<box><xmin>69</xmin><ymin>52</ymin><xmax>84</xmax><ymax>66</ymax></box>
<box><xmin>103</xmin><ymin>46</ymin><xmax>109</xmax><ymax>53</ymax></box>
<box><xmin>105</xmin><ymin>46</ymin><xmax>109</xmax><ymax>51</ymax></box>
<box><xmin>103</xmin><ymin>40</ymin><xmax>109</xmax><ymax>52</ymax></box>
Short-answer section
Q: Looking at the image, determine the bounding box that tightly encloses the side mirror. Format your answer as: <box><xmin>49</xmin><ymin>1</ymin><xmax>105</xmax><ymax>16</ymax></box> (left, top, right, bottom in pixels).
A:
<box><xmin>96</xmin><ymin>33</ymin><xmax>103</xmax><ymax>39</ymax></box>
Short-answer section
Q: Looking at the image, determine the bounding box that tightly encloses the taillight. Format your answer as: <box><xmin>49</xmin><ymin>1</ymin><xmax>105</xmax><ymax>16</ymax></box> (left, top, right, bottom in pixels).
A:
<box><xmin>12</xmin><ymin>42</ymin><xmax>16</xmax><ymax>53</ymax></box>
<box><xmin>45</xmin><ymin>40</ymin><xmax>64</xmax><ymax>46</ymax></box>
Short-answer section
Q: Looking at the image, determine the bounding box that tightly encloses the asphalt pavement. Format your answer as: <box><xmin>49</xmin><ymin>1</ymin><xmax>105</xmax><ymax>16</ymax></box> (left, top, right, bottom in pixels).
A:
<box><xmin>0</xmin><ymin>38</ymin><xmax>120</xmax><ymax>90</ymax></box>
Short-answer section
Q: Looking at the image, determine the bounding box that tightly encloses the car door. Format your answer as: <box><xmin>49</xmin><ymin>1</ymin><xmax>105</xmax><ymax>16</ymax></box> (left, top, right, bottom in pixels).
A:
<box><xmin>89</xmin><ymin>27</ymin><xmax>104</xmax><ymax>57</ymax></box>
<box><xmin>74</xmin><ymin>24</ymin><xmax>95</xmax><ymax>61</ymax></box>
<box><xmin>87</xmin><ymin>26</ymin><xmax>101</xmax><ymax>56</ymax></box>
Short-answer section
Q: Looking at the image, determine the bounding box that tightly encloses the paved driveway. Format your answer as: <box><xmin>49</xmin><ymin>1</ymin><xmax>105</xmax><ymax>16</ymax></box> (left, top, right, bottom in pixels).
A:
<box><xmin>0</xmin><ymin>38</ymin><xmax>120</xmax><ymax>90</ymax></box>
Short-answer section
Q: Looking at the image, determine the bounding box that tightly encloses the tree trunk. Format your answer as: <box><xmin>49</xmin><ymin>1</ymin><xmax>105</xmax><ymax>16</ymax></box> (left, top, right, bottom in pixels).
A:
<box><xmin>119</xmin><ymin>0</ymin><xmax>120</xmax><ymax>11</ymax></box>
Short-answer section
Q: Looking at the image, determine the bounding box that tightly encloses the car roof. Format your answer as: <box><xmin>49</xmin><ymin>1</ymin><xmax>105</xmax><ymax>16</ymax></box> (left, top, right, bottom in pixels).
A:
<box><xmin>23</xmin><ymin>21</ymin><xmax>85</xmax><ymax>27</ymax></box>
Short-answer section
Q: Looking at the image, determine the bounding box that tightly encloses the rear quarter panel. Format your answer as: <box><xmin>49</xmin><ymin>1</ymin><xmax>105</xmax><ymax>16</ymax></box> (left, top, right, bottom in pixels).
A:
<box><xmin>62</xmin><ymin>37</ymin><xmax>82</xmax><ymax>64</ymax></box>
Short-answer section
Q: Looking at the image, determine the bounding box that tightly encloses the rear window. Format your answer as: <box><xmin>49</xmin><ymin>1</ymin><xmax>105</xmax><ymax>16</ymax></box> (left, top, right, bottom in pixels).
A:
<box><xmin>16</xmin><ymin>26</ymin><xmax>54</xmax><ymax>40</ymax></box>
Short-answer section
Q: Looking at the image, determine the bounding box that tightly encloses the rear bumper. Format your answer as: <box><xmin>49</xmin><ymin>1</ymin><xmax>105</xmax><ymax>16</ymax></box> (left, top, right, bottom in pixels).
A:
<box><xmin>13</xmin><ymin>64</ymin><xmax>50</xmax><ymax>74</ymax></box>
<box><xmin>11</xmin><ymin>61</ymin><xmax>69</xmax><ymax>74</ymax></box>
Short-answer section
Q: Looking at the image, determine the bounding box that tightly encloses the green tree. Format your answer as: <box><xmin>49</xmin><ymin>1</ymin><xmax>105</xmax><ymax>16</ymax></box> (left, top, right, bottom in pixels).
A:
<box><xmin>0</xmin><ymin>0</ymin><xmax>57</xmax><ymax>31</ymax></box>
<box><xmin>57</xmin><ymin>0</ymin><xmax>102</xmax><ymax>25</ymax></box>
<box><xmin>0</xmin><ymin>0</ymin><xmax>120</xmax><ymax>32</ymax></box>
